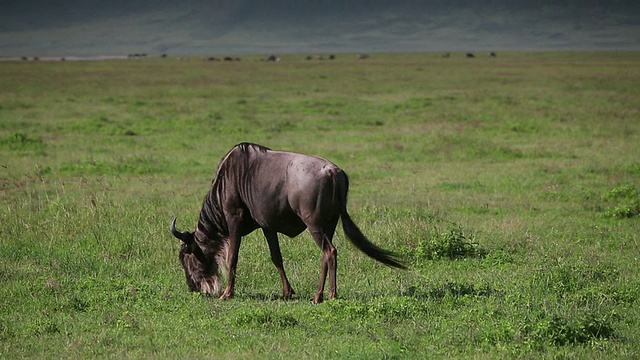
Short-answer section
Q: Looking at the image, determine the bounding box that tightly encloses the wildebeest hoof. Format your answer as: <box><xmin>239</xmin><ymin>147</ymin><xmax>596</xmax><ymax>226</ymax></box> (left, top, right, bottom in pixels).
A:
<box><xmin>283</xmin><ymin>288</ymin><xmax>295</xmax><ymax>300</ymax></box>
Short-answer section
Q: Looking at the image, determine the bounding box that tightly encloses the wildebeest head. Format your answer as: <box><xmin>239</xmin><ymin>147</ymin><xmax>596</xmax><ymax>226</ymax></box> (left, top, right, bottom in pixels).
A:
<box><xmin>170</xmin><ymin>218</ymin><xmax>222</xmax><ymax>296</ymax></box>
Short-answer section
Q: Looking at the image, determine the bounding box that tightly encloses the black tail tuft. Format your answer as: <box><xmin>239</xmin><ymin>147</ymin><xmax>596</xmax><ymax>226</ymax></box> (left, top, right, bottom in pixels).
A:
<box><xmin>341</xmin><ymin>211</ymin><xmax>407</xmax><ymax>269</ymax></box>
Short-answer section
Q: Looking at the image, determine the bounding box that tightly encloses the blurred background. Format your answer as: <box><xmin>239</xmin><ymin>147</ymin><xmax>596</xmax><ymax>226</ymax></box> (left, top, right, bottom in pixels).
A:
<box><xmin>2</xmin><ymin>0</ymin><xmax>639</xmax><ymax>57</ymax></box>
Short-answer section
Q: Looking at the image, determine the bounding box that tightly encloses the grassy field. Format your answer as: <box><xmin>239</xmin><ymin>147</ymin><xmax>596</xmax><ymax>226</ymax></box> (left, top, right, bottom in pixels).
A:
<box><xmin>1</xmin><ymin>51</ymin><xmax>639</xmax><ymax>359</ymax></box>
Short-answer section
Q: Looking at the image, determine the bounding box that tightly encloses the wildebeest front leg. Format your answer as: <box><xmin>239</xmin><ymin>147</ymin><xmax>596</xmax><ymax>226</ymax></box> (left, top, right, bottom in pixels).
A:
<box><xmin>262</xmin><ymin>229</ymin><xmax>294</xmax><ymax>300</ymax></box>
<box><xmin>309</xmin><ymin>228</ymin><xmax>337</xmax><ymax>304</ymax></box>
<box><xmin>220</xmin><ymin>233</ymin><xmax>241</xmax><ymax>300</ymax></box>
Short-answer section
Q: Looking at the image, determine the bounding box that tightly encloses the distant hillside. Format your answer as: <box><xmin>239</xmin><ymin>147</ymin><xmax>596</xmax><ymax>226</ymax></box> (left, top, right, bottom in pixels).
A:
<box><xmin>1</xmin><ymin>0</ymin><xmax>639</xmax><ymax>57</ymax></box>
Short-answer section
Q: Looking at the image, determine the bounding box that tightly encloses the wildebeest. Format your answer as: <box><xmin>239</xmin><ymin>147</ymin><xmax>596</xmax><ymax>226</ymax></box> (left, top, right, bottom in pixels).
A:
<box><xmin>171</xmin><ymin>143</ymin><xmax>406</xmax><ymax>303</ymax></box>
<box><xmin>265</xmin><ymin>54</ymin><xmax>281</xmax><ymax>62</ymax></box>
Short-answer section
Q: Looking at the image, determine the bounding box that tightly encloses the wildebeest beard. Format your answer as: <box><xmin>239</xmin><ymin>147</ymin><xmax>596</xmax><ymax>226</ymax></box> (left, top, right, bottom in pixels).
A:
<box><xmin>179</xmin><ymin>237</ymin><xmax>229</xmax><ymax>296</ymax></box>
<box><xmin>179</xmin><ymin>174</ymin><xmax>232</xmax><ymax>296</ymax></box>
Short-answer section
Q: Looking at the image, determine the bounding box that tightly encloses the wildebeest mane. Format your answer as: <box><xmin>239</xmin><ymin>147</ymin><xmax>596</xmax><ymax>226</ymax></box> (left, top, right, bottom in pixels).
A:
<box><xmin>196</xmin><ymin>142</ymin><xmax>271</xmax><ymax>242</ymax></box>
<box><xmin>196</xmin><ymin>182</ymin><xmax>227</xmax><ymax>242</ymax></box>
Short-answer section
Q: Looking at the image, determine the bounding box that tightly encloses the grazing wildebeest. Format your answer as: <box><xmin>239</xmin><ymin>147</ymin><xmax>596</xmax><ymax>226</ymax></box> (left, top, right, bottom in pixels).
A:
<box><xmin>466</xmin><ymin>53</ymin><xmax>475</xmax><ymax>58</ymax></box>
<box><xmin>171</xmin><ymin>143</ymin><xmax>406</xmax><ymax>303</ymax></box>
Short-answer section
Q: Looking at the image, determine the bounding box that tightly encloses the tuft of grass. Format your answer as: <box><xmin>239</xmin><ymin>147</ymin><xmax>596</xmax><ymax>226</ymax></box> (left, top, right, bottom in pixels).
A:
<box><xmin>408</xmin><ymin>224</ymin><xmax>485</xmax><ymax>262</ymax></box>
<box><xmin>602</xmin><ymin>184</ymin><xmax>640</xmax><ymax>218</ymax></box>
<box><xmin>480</xmin><ymin>310</ymin><xmax>618</xmax><ymax>349</ymax></box>
<box><xmin>523</xmin><ymin>311</ymin><xmax>618</xmax><ymax>347</ymax></box>
<box><xmin>0</xmin><ymin>131</ymin><xmax>46</xmax><ymax>155</ymax></box>
<box><xmin>531</xmin><ymin>260</ymin><xmax>619</xmax><ymax>296</ymax></box>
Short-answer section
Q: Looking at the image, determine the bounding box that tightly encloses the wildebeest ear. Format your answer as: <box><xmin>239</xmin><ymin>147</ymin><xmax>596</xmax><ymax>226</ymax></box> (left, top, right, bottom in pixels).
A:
<box><xmin>170</xmin><ymin>218</ymin><xmax>194</xmax><ymax>244</ymax></box>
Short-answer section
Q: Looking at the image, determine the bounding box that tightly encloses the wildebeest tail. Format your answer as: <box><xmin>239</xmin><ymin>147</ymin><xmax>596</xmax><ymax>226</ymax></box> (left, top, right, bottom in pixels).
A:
<box><xmin>338</xmin><ymin>172</ymin><xmax>407</xmax><ymax>269</ymax></box>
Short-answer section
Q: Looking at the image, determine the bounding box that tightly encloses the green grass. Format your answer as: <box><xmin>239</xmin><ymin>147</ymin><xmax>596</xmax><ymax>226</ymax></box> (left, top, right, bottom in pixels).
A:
<box><xmin>1</xmin><ymin>52</ymin><xmax>639</xmax><ymax>359</ymax></box>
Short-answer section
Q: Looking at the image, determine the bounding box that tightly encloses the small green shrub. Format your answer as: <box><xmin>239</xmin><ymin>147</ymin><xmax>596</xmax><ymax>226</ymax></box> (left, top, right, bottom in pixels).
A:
<box><xmin>602</xmin><ymin>184</ymin><xmax>640</xmax><ymax>218</ymax></box>
<box><xmin>412</xmin><ymin>225</ymin><xmax>484</xmax><ymax>261</ymax></box>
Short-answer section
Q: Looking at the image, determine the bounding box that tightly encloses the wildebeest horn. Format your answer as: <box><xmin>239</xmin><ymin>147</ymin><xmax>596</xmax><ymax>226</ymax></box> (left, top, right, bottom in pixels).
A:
<box><xmin>170</xmin><ymin>217</ymin><xmax>192</xmax><ymax>243</ymax></box>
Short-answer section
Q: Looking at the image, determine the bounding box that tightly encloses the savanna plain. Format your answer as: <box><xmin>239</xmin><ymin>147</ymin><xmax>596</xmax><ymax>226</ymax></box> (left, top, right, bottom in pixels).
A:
<box><xmin>1</xmin><ymin>51</ymin><xmax>639</xmax><ymax>359</ymax></box>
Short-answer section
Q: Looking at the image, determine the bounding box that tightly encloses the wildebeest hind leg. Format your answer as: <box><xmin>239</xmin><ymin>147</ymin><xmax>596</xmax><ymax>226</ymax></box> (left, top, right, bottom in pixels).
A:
<box><xmin>309</xmin><ymin>227</ymin><xmax>337</xmax><ymax>304</ymax></box>
<box><xmin>262</xmin><ymin>229</ymin><xmax>294</xmax><ymax>300</ymax></box>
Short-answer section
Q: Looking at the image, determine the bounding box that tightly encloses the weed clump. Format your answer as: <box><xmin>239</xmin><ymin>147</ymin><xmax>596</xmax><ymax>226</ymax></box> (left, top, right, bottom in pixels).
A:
<box><xmin>0</xmin><ymin>132</ymin><xmax>45</xmax><ymax>155</ymax></box>
<box><xmin>523</xmin><ymin>312</ymin><xmax>617</xmax><ymax>347</ymax></box>
<box><xmin>411</xmin><ymin>225</ymin><xmax>484</xmax><ymax>261</ymax></box>
<box><xmin>531</xmin><ymin>260</ymin><xmax>618</xmax><ymax>295</ymax></box>
<box><xmin>480</xmin><ymin>311</ymin><xmax>617</xmax><ymax>348</ymax></box>
<box><xmin>602</xmin><ymin>184</ymin><xmax>640</xmax><ymax>218</ymax></box>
